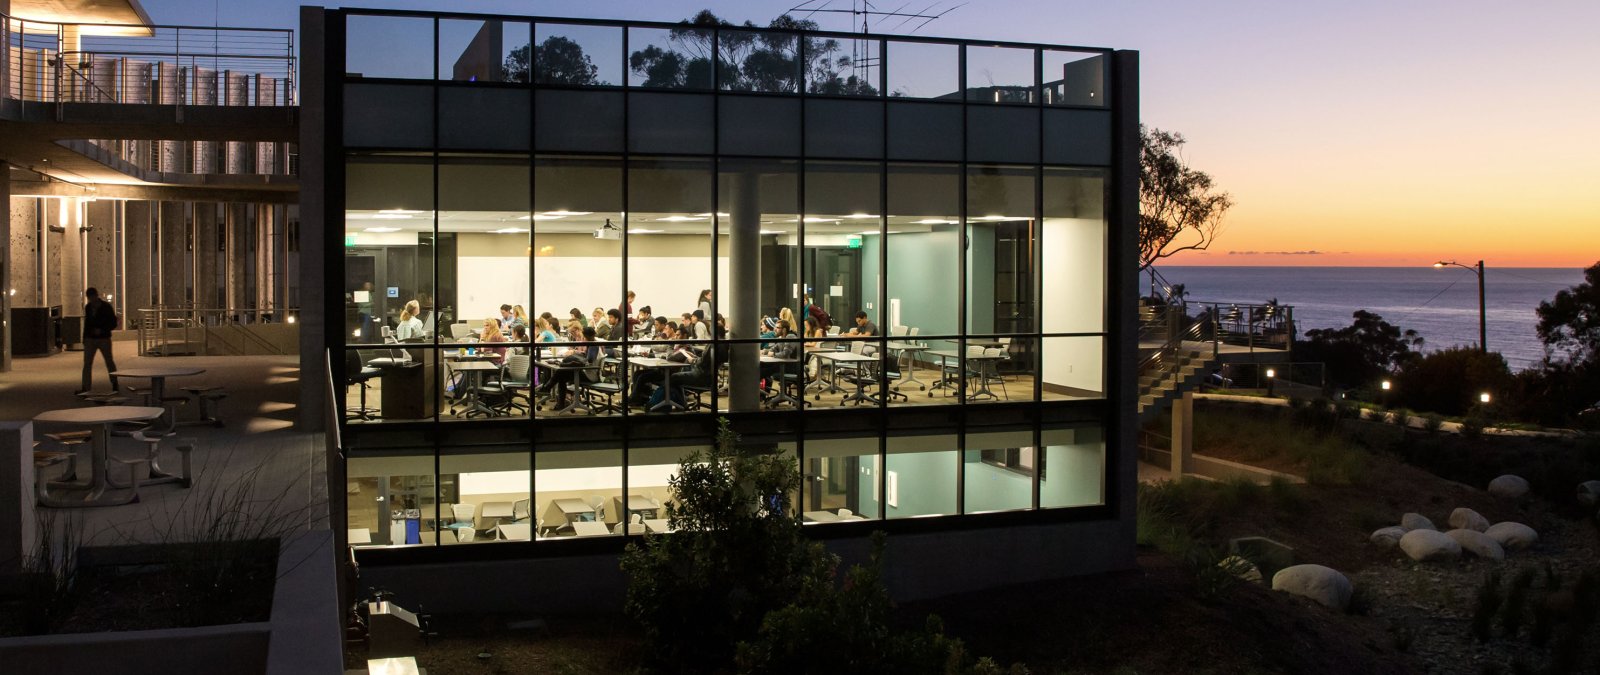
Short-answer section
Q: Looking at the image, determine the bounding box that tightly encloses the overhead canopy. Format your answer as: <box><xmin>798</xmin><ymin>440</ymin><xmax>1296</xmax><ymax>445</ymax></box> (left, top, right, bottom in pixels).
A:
<box><xmin>9</xmin><ymin>0</ymin><xmax>155</xmax><ymax>36</ymax></box>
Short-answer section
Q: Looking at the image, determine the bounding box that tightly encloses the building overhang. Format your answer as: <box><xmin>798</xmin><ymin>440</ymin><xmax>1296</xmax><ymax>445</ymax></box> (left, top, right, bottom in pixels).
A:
<box><xmin>8</xmin><ymin>0</ymin><xmax>155</xmax><ymax>36</ymax></box>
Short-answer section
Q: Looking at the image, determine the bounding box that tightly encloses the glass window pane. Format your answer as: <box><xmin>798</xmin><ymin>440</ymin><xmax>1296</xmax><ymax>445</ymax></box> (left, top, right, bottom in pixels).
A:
<box><xmin>348</xmin><ymin>449</ymin><xmax>438</xmax><ymax>546</ymax></box>
<box><xmin>806</xmin><ymin>36</ymin><xmax>879</xmax><ymax>96</ymax></box>
<box><xmin>628</xmin><ymin>26</ymin><xmax>714</xmax><ymax>89</ymax></box>
<box><xmin>1040</xmin><ymin>426</ymin><xmax>1105</xmax><ymax>508</ymax></box>
<box><xmin>344</xmin><ymin>152</ymin><xmax>435</xmax><ymax>347</ymax></box>
<box><xmin>886</xmin><ymin>40</ymin><xmax>957</xmax><ymax>99</ymax></box>
<box><xmin>886</xmin><ymin>163</ymin><xmax>958</xmax><ymax>339</ymax></box>
<box><xmin>719</xmin><ymin>30</ymin><xmax>799</xmax><ymax>93</ymax></box>
<box><xmin>627</xmin><ymin>443</ymin><xmax>710</xmax><ymax>532</ymax></box>
<box><xmin>535</xmin><ymin>448</ymin><xmax>622</xmax><ymax>538</ymax></box>
<box><xmin>1041</xmin><ymin>335</ymin><xmax>1103</xmax><ymax>400</ymax></box>
<box><xmin>439</xmin><ymin>19</ymin><xmax>529</xmax><ymax>83</ymax></box>
<box><xmin>803</xmin><ymin>161</ymin><xmax>880</xmax><ymax>336</ymax></box>
<box><xmin>441</xmin><ymin>446</ymin><xmax>531</xmax><ymax>543</ymax></box>
<box><xmin>967</xmin><ymin>165</ymin><xmax>1037</xmax><ymax>335</ymax></box>
<box><xmin>964</xmin><ymin>429</ymin><xmax>1035</xmax><ymax>513</ymax></box>
<box><xmin>1042</xmin><ymin>169</ymin><xmax>1106</xmax><ymax>334</ymax></box>
<box><xmin>533</xmin><ymin>23</ymin><xmax>623</xmax><ymax>86</ymax></box>
<box><xmin>886</xmin><ymin>433</ymin><xmax>957</xmax><ymax>519</ymax></box>
<box><xmin>802</xmin><ymin>436</ymin><xmax>880</xmax><ymax>522</ymax></box>
<box><xmin>965</xmin><ymin>45</ymin><xmax>1035</xmax><ymax>104</ymax></box>
<box><xmin>1042</xmin><ymin>50</ymin><xmax>1106</xmax><ymax>107</ymax></box>
<box><xmin>627</xmin><ymin>158</ymin><xmax>716</xmax><ymax>414</ymax></box>
<box><xmin>347</xmin><ymin>15</ymin><xmax>434</xmax><ymax>79</ymax></box>
<box><xmin>719</xmin><ymin>159</ymin><xmax>800</xmax><ymax>410</ymax></box>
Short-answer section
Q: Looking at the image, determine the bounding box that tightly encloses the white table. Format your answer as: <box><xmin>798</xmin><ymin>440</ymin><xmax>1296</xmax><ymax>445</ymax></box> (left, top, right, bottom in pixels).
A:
<box><xmin>34</xmin><ymin>405</ymin><xmax>165</xmax><ymax>507</ymax></box>
<box><xmin>348</xmin><ymin>528</ymin><xmax>373</xmax><ymax>545</ymax></box>
<box><xmin>497</xmin><ymin>523</ymin><xmax>533</xmax><ymax>541</ymax></box>
<box><xmin>759</xmin><ymin>355</ymin><xmax>802</xmax><ymax>408</ymax></box>
<box><xmin>480</xmin><ymin>501</ymin><xmax>514</xmax><ymax>519</ymax></box>
<box><xmin>625</xmin><ymin>494</ymin><xmax>660</xmax><ymax>518</ymax></box>
<box><xmin>926</xmin><ymin>349</ymin><xmax>1005</xmax><ymax>400</ymax></box>
<box><xmin>643</xmin><ymin>518</ymin><xmax>674</xmax><ymax>534</ymax></box>
<box><xmin>803</xmin><ymin>510</ymin><xmax>840</xmax><ymax>523</ymax></box>
<box><xmin>887</xmin><ymin>341</ymin><xmax>929</xmax><ymax>391</ymax></box>
<box><xmin>448</xmin><ymin>360</ymin><xmax>502</xmax><ymax>417</ymax></box>
<box><xmin>812</xmin><ymin>351</ymin><xmax>879</xmax><ymax>404</ymax></box>
<box><xmin>572</xmin><ymin>521</ymin><xmax>610</xmax><ymax>537</ymax></box>
<box><xmin>628</xmin><ymin>357</ymin><xmax>694</xmax><ymax>412</ymax></box>
<box><xmin>110</xmin><ymin>367</ymin><xmax>205</xmax><ymax>428</ymax></box>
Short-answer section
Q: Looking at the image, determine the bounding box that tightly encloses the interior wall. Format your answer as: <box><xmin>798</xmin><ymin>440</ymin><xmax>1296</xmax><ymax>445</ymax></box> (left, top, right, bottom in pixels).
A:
<box><xmin>1041</xmin><ymin>216</ymin><xmax>1106</xmax><ymax>392</ymax></box>
<box><xmin>885</xmin><ymin>450</ymin><xmax>958</xmax><ymax>518</ymax></box>
<box><xmin>7</xmin><ymin>197</ymin><xmax>40</xmax><ymax>307</ymax></box>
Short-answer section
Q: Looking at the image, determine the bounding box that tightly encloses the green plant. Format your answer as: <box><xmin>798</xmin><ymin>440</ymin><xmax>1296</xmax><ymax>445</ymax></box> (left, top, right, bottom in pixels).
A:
<box><xmin>1422</xmin><ymin>413</ymin><xmax>1445</xmax><ymax>434</ymax></box>
<box><xmin>1501</xmin><ymin>567</ymin><xmax>1536</xmax><ymax>639</ymax></box>
<box><xmin>18</xmin><ymin>511</ymin><xmax>81</xmax><ymax>636</ymax></box>
<box><xmin>1460</xmin><ymin>413</ymin><xmax>1488</xmax><ymax>439</ymax></box>
<box><xmin>1472</xmin><ymin>569</ymin><xmax>1503</xmax><ymax>642</ymax></box>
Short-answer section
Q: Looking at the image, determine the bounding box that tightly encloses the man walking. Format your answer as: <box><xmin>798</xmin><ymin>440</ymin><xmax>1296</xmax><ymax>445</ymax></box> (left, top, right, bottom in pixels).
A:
<box><xmin>79</xmin><ymin>287</ymin><xmax>119</xmax><ymax>394</ymax></box>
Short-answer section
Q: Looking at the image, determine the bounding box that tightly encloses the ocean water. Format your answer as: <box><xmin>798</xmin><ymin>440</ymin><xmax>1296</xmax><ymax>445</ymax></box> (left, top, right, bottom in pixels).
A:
<box><xmin>1154</xmin><ymin>266</ymin><xmax>1588</xmax><ymax>370</ymax></box>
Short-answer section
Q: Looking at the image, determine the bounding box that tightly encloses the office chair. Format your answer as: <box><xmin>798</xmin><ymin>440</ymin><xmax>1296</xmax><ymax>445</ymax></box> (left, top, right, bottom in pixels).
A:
<box><xmin>344</xmin><ymin>351</ymin><xmax>381</xmax><ymax>421</ymax></box>
<box><xmin>511</xmin><ymin>498</ymin><xmax>531</xmax><ymax>522</ymax></box>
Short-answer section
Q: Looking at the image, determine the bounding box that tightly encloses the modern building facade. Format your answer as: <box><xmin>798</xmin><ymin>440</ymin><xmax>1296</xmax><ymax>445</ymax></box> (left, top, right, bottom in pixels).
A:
<box><xmin>304</xmin><ymin>7</ymin><xmax>1139</xmax><ymax>610</ymax></box>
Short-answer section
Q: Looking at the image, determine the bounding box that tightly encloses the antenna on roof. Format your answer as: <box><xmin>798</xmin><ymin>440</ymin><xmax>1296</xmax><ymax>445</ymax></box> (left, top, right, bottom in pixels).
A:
<box><xmin>787</xmin><ymin>0</ymin><xmax>961</xmax><ymax>85</ymax></box>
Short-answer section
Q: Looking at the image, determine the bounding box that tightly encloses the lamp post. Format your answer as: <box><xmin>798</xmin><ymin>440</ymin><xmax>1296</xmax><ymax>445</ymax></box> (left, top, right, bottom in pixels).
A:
<box><xmin>1265</xmin><ymin>367</ymin><xmax>1276</xmax><ymax>398</ymax></box>
<box><xmin>1432</xmin><ymin>260</ymin><xmax>1486</xmax><ymax>352</ymax></box>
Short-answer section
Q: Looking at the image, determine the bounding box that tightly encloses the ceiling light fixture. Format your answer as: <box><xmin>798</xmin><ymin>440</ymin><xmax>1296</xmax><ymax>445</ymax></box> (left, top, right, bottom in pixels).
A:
<box><xmin>627</xmin><ymin>228</ymin><xmax>664</xmax><ymax>234</ymax></box>
<box><xmin>363</xmin><ymin>227</ymin><xmax>401</xmax><ymax>233</ymax></box>
<box><xmin>542</xmin><ymin>210</ymin><xmax>592</xmax><ymax>216</ymax></box>
<box><xmin>492</xmin><ymin>227</ymin><xmax>528</xmax><ymax>234</ymax></box>
<box><xmin>657</xmin><ymin>216</ymin><xmax>708</xmax><ymax>222</ymax></box>
<box><xmin>371</xmin><ymin>213</ymin><xmax>413</xmax><ymax>220</ymax></box>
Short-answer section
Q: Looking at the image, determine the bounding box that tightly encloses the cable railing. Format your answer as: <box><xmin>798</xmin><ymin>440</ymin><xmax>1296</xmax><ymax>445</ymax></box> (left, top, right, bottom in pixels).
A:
<box><xmin>137</xmin><ymin>306</ymin><xmax>299</xmax><ymax>357</ymax></box>
<box><xmin>2</xmin><ymin>12</ymin><xmax>296</xmax><ymax>109</ymax></box>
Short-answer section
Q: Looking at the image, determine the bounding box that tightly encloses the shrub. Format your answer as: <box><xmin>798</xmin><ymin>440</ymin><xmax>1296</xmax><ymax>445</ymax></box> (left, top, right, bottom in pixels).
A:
<box><xmin>1460</xmin><ymin>413</ymin><xmax>1488</xmax><ymax>439</ymax></box>
<box><xmin>1422</xmin><ymin>413</ymin><xmax>1445</xmax><ymax>434</ymax></box>
<box><xmin>1472</xmin><ymin>569</ymin><xmax>1503</xmax><ymax>642</ymax></box>
<box><xmin>1395</xmin><ymin>347</ymin><xmax>1513</xmax><ymax>417</ymax></box>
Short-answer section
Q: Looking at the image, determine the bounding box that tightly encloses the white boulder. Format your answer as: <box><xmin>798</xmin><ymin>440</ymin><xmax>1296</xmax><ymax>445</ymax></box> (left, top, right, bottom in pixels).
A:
<box><xmin>1401</xmin><ymin>512</ymin><xmax>1436</xmax><ymax>531</ymax></box>
<box><xmin>1445</xmin><ymin>528</ymin><xmax>1506</xmax><ymax>560</ymax></box>
<box><xmin>1488</xmin><ymin>475</ymin><xmax>1530</xmax><ymax>499</ymax></box>
<box><xmin>1484</xmin><ymin>522</ymin><xmax>1538</xmax><ymax>551</ymax></box>
<box><xmin>1370</xmin><ymin>526</ymin><xmax>1407</xmax><ymax>549</ymax></box>
<box><xmin>1577</xmin><ymin>480</ymin><xmax>1600</xmax><ymax>507</ymax></box>
<box><xmin>1448</xmin><ymin>507</ymin><xmax>1490</xmax><ymax>532</ymax></box>
<box><xmin>1399</xmin><ymin>529</ymin><xmax>1461</xmax><ymax>562</ymax></box>
<box><xmin>1271</xmin><ymin>564</ymin><xmax>1353</xmax><ymax>611</ymax></box>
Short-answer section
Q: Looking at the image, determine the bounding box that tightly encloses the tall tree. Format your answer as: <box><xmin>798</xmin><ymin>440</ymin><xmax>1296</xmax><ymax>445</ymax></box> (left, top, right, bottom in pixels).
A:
<box><xmin>1140</xmin><ymin>126</ymin><xmax>1233</xmax><ymax>270</ymax></box>
<box><xmin>1536</xmin><ymin>262</ymin><xmax>1600</xmax><ymax>366</ymax></box>
<box><xmin>627</xmin><ymin>10</ymin><xmax>875</xmax><ymax>95</ymax></box>
<box><xmin>1294</xmin><ymin>310</ymin><xmax>1422</xmax><ymax>390</ymax></box>
<box><xmin>502</xmin><ymin>36</ymin><xmax>600</xmax><ymax>85</ymax></box>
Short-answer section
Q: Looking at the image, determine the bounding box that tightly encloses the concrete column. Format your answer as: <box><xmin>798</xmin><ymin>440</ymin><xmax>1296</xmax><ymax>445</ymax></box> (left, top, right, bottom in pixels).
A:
<box><xmin>0</xmin><ymin>421</ymin><xmax>37</xmax><ymax>576</ymax></box>
<box><xmin>727</xmin><ymin>171</ymin><xmax>761</xmax><ymax>412</ymax></box>
<box><xmin>123</xmin><ymin>201</ymin><xmax>153</xmax><ymax>312</ymax></box>
<box><xmin>1170</xmin><ymin>390</ymin><xmax>1194</xmax><ymax>478</ymax></box>
<box><xmin>194</xmin><ymin>202</ymin><xmax>219</xmax><ymax>309</ymax></box>
<box><xmin>226</xmin><ymin>203</ymin><xmax>252</xmax><ymax>310</ymax></box>
<box><xmin>1</xmin><ymin>172</ymin><xmax>10</xmax><ymax>372</ymax></box>
<box><xmin>84</xmin><ymin>200</ymin><xmax>116</xmax><ymax>297</ymax></box>
<box><xmin>10</xmin><ymin>197</ymin><xmax>41</xmax><ymax>307</ymax></box>
<box><xmin>58</xmin><ymin>199</ymin><xmax>85</xmax><ymax>318</ymax></box>
<box><xmin>296</xmin><ymin>6</ymin><xmax>327</xmax><ymax>432</ymax></box>
<box><xmin>158</xmin><ymin>202</ymin><xmax>188</xmax><ymax>306</ymax></box>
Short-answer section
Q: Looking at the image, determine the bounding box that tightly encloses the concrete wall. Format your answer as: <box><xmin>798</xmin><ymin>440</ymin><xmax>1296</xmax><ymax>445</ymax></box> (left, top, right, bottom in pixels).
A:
<box><xmin>9</xmin><ymin>197</ymin><xmax>40</xmax><ymax>306</ymax></box>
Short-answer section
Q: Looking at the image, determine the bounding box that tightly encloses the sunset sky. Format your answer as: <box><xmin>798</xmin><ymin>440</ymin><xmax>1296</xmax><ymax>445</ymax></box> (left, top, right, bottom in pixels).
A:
<box><xmin>154</xmin><ymin>0</ymin><xmax>1600</xmax><ymax>268</ymax></box>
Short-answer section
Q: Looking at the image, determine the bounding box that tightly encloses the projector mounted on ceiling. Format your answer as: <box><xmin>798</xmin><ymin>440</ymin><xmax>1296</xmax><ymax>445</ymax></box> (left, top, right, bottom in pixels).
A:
<box><xmin>594</xmin><ymin>218</ymin><xmax>621</xmax><ymax>241</ymax></box>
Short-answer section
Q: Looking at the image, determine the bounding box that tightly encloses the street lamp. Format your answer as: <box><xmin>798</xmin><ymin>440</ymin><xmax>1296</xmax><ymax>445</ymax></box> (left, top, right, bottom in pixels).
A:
<box><xmin>1265</xmin><ymin>367</ymin><xmax>1276</xmax><ymax>397</ymax></box>
<box><xmin>1432</xmin><ymin>259</ymin><xmax>1486</xmax><ymax>352</ymax></box>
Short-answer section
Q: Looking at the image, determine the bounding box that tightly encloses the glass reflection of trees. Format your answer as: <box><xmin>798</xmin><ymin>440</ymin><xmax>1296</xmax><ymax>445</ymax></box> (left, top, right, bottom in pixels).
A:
<box><xmin>502</xmin><ymin>12</ymin><xmax>877</xmax><ymax>94</ymax></box>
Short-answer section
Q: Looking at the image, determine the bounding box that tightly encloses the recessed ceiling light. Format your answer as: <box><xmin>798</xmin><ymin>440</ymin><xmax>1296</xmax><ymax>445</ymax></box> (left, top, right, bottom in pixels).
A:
<box><xmin>912</xmin><ymin>218</ymin><xmax>958</xmax><ymax>225</ymax></box>
<box><xmin>627</xmin><ymin>228</ymin><xmax>664</xmax><ymax>234</ymax></box>
<box><xmin>363</xmin><ymin>226</ymin><xmax>401</xmax><ymax>233</ymax></box>
<box><xmin>846</xmin><ymin>213</ymin><xmax>879</xmax><ymax>219</ymax></box>
<box><xmin>492</xmin><ymin>227</ymin><xmax>528</xmax><ymax>234</ymax></box>
<box><xmin>760</xmin><ymin>229</ymin><xmax>784</xmax><ymax>235</ymax></box>
<box><xmin>371</xmin><ymin>213</ymin><xmax>412</xmax><ymax>220</ymax></box>
<box><xmin>857</xmin><ymin>230</ymin><xmax>880</xmax><ymax>235</ymax></box>
<box><xmin>378</xmin><ymin>209</ymin><xmax>423</xmax><ymax>214</ymax></box>
<box><xmin>801</xmin><ymin>217</ymin><xmax>838</xmax><ymax>223</ymax></box>
<box><xmin>693</xmin><ymin>212</ymin><xmax>732</xmax><ymax>218</ymax></box>
<box><xmin>542</xmin><ymin>210</ymin><xmax>592</xmax><ymax>216</ymax></box>
<box><xmin>657</xmin><ymin>216</ymin><xmax>708</xmax><ymax>222</ymax></box>
<box><xmin>517</xmin><ymin>214</ymin><xmax>566</xmax><ymax>221</ymax></box>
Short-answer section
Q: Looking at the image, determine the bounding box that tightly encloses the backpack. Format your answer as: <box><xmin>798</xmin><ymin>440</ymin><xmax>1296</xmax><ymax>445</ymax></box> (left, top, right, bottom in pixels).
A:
<box><xmin>807</xmin><ymin>304</ymin><xmax>831</xmax><ymax>331</ymax></box>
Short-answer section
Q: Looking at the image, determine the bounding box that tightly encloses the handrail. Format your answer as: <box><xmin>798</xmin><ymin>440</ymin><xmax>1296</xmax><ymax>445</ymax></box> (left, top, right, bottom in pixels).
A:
<box><xmin>137</xmin><ymin>307</ymin><xmax>298</xmax><ymax>357</ymax></box>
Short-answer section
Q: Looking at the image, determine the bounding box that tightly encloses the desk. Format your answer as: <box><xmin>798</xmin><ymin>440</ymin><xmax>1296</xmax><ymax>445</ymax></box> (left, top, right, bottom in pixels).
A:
<box><xmin>925</xmin><ymin>349</ymin><xmax>1004</xmax><ymax>401</ymax></box>
<box><xmin>369</xmin><ymin>360</ymin><xmax>428</xmax><ymax>420</ymax></box>
<box><xmin>803</xmin><ymin>510</ymin><xmax>840</xmax><ymax>523</ymax></box>
<box><xmin>628</xmin><ymin>357</ymin><xmax>694</xmax><ymax>412</ymax></box>
<box><xmin>34</xmin><ymin>405</ymin><xmax>165</xmax><ymax>507</ymax></box>
<box><xmin>759</xmin><ymin>355</ymin><xmax>801</xmax><ymax>408</ymax></box>
<box><xmin>533</xmin><ymin>359</ymin><xmax>599</xmax><ymax>415</ymax></box>
<box><xmin>811</xmin><ymin>351</ymin><xmax>878</xmax><ymax>405</ymax></box>
<box><xmin>110</xmin><ymin>367</ymin><xmax>205</xmax><ymax>429</ymax></box>
<box><xmin>887</xmin><ymin>342</ymin><xmax>928</xmax><ymax>391</ymax></box>
<box><xmin>572</xmin><ymin>521</ymin><xmax>610</xmax><ymax>537</ymax></box>
<box><xmin>481</xmin><ymin>501</ymin><xmax>514</xmax><ymax>519</ymax></box>
<box><xmin>643</xmin><ymin>518</ymin><xmax>674</xmax><ymax>533</ymax></box>
<box><xmin>554</xmin><ymin>498</ymin><xmax>596</xmax><ymax>524</ymax></box>
<box><xmin>497</xmin><ymin>523</ymin><xmax>533</xmax><ymax>541</ymax></box>
<box><xmin>348</xmin><ymin>528</ymin><xmax>373</xmax><ymax>545</ymax></box>
<box><xmin>448</xmin><ymin>360</ymin><xmax>502</xmax><ymax>417</ymax></box>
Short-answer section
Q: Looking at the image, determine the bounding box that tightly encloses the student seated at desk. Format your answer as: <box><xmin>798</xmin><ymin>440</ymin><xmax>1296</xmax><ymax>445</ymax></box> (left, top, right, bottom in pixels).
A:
<box><xmin>479</xmin><ymin>319</ymin><xmax>508</xmax><ymax>362</ymax></box>
<box><xmin>845</xmin><ymin>310</ymin><xmax>878</xmax><ymax>337</ymax></box>
<box><xmin>628</xmin><ymin>324</ymin><xmax>699</xmax><ymax>405</ymax></box>
<box><xmin>509</xmin><ymin>324</ymin><xmax>530</xmax><ymax>355</ymax></box>
<box><xmin>760</xmin><ymin>320</ymin><xmax>801</xmax><ymax>390</ymax></box>
<box><xmin>534</xmin><ymin>316</ymin><xmax>560</xmax><ymax>345</ymax></box>
<box><xmin>395</xmin><ymin>300</ymin><xmax>425</xmax><ymax>341</ymax></box>
<box><xmin>632</xmin><ymin>306</ymin><xmax>656</xmax><ymax>339</ymax></box>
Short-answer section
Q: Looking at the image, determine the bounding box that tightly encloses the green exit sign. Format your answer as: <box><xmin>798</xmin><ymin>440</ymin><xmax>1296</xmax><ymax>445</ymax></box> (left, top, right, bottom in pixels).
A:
<box><xmin>846</xmin><ymin>235</ymin><xmax>862</xmax><ymax>249</ymax></box>
<box><xmin>344</xmin><ymin>234</ymin><xmax>357</xmax><ymax>247</ymax></box>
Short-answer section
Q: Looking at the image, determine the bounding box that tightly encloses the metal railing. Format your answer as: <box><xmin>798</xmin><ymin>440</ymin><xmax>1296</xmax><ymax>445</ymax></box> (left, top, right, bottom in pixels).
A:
<box><xmin>137</xmin><ymin>307</ymin><xmax>298</xmax><ymax>357</ymax></box>
<box><xmin>3</xmin><ymin>12</ymin><xmax>296</xmax><ymax>109</ymax></box>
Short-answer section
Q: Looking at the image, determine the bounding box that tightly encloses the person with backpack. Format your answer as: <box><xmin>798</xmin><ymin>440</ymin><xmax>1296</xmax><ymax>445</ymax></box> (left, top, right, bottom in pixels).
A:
<box><xmin>78</xmin><ymin>287</ymin><xmax>120</xmax><ymax>394</ymax></box>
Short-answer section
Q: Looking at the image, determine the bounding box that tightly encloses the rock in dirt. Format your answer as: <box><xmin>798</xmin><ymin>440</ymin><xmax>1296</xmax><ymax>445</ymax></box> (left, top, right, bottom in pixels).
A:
<box><xmin>1271</xmin><ymin>564</ymin><xmax>1353</xmax><ymax>610</ymax></box>
<box><xmin>1370</xmin><ymin>526</ymin><xmax>1406</xmax><ymax>549</ymax></box>
<box><xmin>1401</xmin><ymin>512</ymin><xmax>1436</xmax><ymax>531</ymax></box>
<box><xmin>1445</xmin><ymin>528</ymin><xmax>1505</xmax><ymax>560</ymax></box>
<box><xmin>1448</xmin><ymin>507</ymin><xmax>1490</xmax><ymax>532</ymax></box>
<box><xmin>1399</xmin><ymin>529</ymin><xmax>1461</xmax><ymax>562</ymax></box>
<box><xmin>1484</xmin><ymin>522</ymin><xmax>1538</xmax><ymax>551</ymax></box>
<box><xmin>1488</xmin><ymin>475</ymin><xmax>1530</xmax><ymax>499</ymax></box>
<box><xmin>1577</xmin><ymin>480</ymin><xmax>1600</xmax><ymax>507</ymax></box>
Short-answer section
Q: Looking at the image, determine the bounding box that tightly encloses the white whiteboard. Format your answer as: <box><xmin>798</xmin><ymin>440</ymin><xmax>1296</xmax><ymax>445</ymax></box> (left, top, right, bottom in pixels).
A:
<box><xmin>459</xmin><ymin>256</ymin><xmax>729</xmax><ymax>325</ymax></box>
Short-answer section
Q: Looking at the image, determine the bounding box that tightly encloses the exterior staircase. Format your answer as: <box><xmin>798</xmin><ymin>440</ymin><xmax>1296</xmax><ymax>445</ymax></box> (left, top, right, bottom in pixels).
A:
<box><xmin>1137</xmin><ymin>346</ymin><xmax>1215</xmax><ymax>425</ymax></box>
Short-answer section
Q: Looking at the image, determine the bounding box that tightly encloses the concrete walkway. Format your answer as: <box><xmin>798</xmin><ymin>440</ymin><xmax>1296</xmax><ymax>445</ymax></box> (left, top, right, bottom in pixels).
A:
<box><xmin>3</xmin><ymin>341</ymin><xmax>327</xmax><ymax>547</ymax></box>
